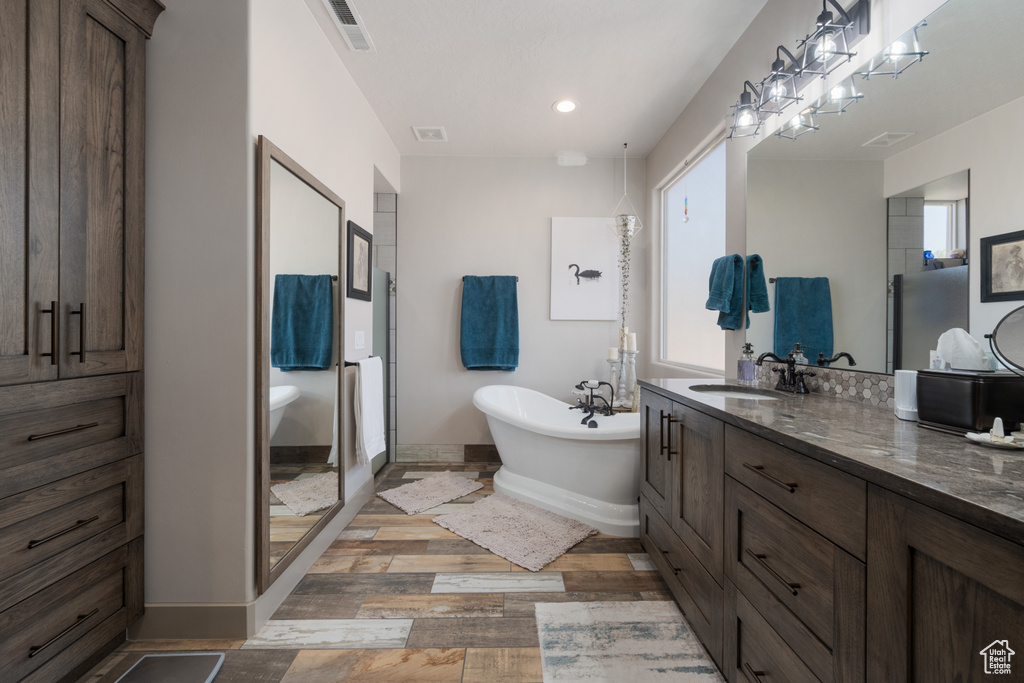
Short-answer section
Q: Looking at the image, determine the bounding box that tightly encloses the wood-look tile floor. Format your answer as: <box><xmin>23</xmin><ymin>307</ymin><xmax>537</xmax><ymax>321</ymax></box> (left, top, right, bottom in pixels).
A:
<box><xmin>79</xmin><ymin>463</ymin><xmax>669</xmax><ymax>682</ymax></box>
<box><xmin>270</xmin><ymin>463</ymin><xmax>338</xmax><ymax>566</ymax></box>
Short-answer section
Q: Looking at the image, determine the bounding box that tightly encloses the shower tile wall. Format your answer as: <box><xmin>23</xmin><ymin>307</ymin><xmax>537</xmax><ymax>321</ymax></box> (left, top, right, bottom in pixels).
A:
<box><xmin>374</xmin><ymin>193</ymin><xmax>398</xmax><ymax>460</ymax></box>
<box><xmin>886</xmin><ymin>197</ymin><xmax>924</xmax><ymax>373</ymax></box>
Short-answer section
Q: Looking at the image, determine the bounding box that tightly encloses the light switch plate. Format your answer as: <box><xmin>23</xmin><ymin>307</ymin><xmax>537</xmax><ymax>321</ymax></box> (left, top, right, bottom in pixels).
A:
<box><xmin>354</xmin><ymin>331</ymin><xmax>365</xmax><ymax>350</ymax></box>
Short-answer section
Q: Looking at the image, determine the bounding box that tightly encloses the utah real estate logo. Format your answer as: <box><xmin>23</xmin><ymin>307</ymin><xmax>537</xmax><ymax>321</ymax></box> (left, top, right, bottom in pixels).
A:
<box><xmin>980</xmin><ymin>640</ymin><xmax>1015</xmax><ymax>675</ymax></box>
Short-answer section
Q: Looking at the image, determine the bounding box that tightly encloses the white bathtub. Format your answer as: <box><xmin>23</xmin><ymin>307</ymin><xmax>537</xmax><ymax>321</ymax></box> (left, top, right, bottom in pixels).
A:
<box><xmin>473</xmin><ymin>385</ymin><xmax>641</xmax><ymax>537</ymax></box>
<box><xmin>268</xmin><ymin>385</ymin><xmax>300</xmax><ymax>441</ymax></box>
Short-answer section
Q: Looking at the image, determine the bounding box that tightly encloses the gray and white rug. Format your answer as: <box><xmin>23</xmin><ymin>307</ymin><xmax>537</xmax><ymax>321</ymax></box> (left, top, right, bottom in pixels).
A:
<box><xmin>535</xmin><ymin>601</ymin><xmax>724</xmax><ymax>682</ymax></box>
<box><xmin>433</xmin><ymin>493</ymin><xmax>597</xmax><ymax>571</ymax></box>
<box><xmin>271</xmin><ymin>471</ymin><xmax>339</xmax><ymax>516</ymax></box>
<box><xmin>377</xmin><ymin>471</ymin><xmax>484</xmax><ymax>514</ymax></box>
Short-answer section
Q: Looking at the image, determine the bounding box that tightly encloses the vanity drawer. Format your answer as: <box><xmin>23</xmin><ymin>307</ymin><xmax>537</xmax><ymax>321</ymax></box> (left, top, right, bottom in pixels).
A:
<box><xmin>640</xmin><ymin>496</ymin><xmax>723</xmax><ymax>668</ymax></box>
<box><xmin>725</xmin><ymin>579</ymin><xmax>819</xmax><ymax>683</ymax></box>
<box><xmin>0</xmin><ymin>457</ymin><xmax>142</xmax><ymax>585</ymax></box>
<box><xmin>726</xmin><ymin>478</ymin><xmax>865</xmax><ymax>682</ymax></box>
<box><xmin>725</xmin><ymin>426</ymin><xmax>866</xmax><ymax>559</ymax></box>
<box><xmin>0</xmin><ymin>547</ymin><xmax>128</xmax><ymax>683</ymax></box>
<box><xmin>0</xmin><ymin>375</ymin><xmax>142</xmax><ymax>499</ymax></box>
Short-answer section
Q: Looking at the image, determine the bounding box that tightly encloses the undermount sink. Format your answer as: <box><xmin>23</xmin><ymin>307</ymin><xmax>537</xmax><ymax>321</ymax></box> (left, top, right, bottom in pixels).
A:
<box><xmin>688</xmin><ymin>384</ymin><xmax>781</xmax><ymax>400</ymax></box>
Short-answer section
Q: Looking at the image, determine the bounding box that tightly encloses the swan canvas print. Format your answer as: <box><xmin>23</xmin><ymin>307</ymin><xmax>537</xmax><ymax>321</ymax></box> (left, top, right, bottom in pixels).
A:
<box><xmin>550</xmin><ymin>217</ymin><xmax>618</xmax><ymax>320</ymax></box>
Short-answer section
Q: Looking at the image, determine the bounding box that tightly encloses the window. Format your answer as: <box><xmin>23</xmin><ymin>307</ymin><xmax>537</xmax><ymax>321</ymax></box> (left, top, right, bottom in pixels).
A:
<box><xmin>923</xmin><ymin>201</ymin><xmax>963</xmax><ymax>256</ymax></box>
<box><xmin>662</xmin><ymin>140</ymin><xmax>727</xmax><ymax>372</ymax></box>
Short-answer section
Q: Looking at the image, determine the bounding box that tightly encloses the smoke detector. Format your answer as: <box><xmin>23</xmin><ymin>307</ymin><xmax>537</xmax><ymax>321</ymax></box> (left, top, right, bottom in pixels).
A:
<box><xmin>862</xmin><ymin>131</ymin><xmax>915</xmax><ymax>147</ymax></box>
<box><xmin>413</xmin><ymin>126</ymin><xmax>448</xmax><ymax>143</ymax></box>
<box><xmin>320</xmin><ymin>0</ymin><xmax>373</xmax><ymax>52</ymax></box>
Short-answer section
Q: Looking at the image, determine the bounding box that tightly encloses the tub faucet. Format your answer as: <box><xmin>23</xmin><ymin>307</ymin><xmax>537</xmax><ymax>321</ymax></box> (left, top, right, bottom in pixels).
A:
<box><xmin>571</xmin><ymin>380</ymin><xmax>615</xmax><ymax>425</ymax></box>
<box><xmin>756</xmin><ymin>352</ymin><xmax>815</xmax><ymax>394</ymax></box>
<box><xmin>817</xmin><ymin>351</ymin><xmax>857</xmax><ymax>367</ymax></box>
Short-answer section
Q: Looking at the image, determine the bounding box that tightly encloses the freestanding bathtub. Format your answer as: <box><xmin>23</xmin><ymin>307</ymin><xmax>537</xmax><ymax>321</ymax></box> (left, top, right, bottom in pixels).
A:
<box><xmin>473</xmin><ymin>385</ymin><xmax>641</xmax><ymax>537</ymax></box>
<box><xmin>268</xmin><ymin>385</ymin><xmax>300</xmax><ymax>441</ymax></box>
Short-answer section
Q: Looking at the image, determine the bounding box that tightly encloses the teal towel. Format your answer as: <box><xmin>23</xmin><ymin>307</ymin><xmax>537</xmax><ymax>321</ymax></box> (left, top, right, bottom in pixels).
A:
<box><xmin>706</xmin><ymin>254</ymin><xmax>744</xmax><ymax>330</ymax></box>
<box><xmin>271</xmin><ymin>274</ymin><xmax>334</xmax><ymax>371</ymax></box>
<box><xmin>773</xmin><ymin>277</ymin><xmax>833</xmax><ymax>362</ymax></box>
<box><xmin>460</xmin><ymin>276</ymin><xmax>519</xmax><ymax>371</ymax></box>
<box><xmin>747</xmin><ymin>254</ymin><xmax>770</xmax><ymax>320</ymax></box>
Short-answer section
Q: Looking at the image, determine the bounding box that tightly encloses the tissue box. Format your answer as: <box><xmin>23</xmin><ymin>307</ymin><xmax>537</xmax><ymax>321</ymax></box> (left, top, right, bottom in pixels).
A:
<box><xmin>916</xmin><ymin>369</ymin><xmax>1024</xmax><ymax>435</ymax></box>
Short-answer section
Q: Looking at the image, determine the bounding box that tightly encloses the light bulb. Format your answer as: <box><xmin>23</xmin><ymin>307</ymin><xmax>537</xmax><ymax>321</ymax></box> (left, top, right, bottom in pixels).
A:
<box><xmin>830</xmin><ymin>85</ymin><xmax>846</xmax><ymax>102</ymax></box>
<box><xmin>790</xmin><ymin>114</ymin><xmax>804</xmax><ymax>129</ymax></box>
<box><xmin>769</xmin><ymin>80</ymin><xmax>787</xmax><ymax>103</ymax></box>
<box><xmin>886</xmin><ymin>40</ymin><xmax>907</xmax><ymax>61</ymax></box>
<box><xmin>815</xmin><ymin>32</ymin><xmax>838</xmax><ymax>62</ymax></box>
<box><xmin>737</xmin><ymin>108</ymin><xmax>756</xmax><ymax>128</ymax></box>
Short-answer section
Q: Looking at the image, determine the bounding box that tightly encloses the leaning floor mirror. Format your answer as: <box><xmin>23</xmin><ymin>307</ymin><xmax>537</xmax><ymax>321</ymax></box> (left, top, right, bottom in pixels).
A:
<box><xmin>256</xmin><ymin>136</ymin><xmax>346</xmax><ymax>593</ymax></box>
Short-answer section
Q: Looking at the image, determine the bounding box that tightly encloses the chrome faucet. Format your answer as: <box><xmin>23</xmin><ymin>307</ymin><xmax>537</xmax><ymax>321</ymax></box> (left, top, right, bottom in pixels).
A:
<box><xmin>756</xmin><ymin>352</ymin><xmax>816</xmax><ymax>394</ymax></box>
<box><xmin>817</xmin><ymin>351</ymin><xmax>857</xmax><ymax>367</ymax></box>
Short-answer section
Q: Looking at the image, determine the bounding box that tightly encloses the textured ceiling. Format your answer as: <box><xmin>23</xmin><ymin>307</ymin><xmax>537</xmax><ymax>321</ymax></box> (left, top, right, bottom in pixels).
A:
<box><xmin>306</xmin><ymin>0</ymin><xmax>769</xmax><ymax>158</ymax></box>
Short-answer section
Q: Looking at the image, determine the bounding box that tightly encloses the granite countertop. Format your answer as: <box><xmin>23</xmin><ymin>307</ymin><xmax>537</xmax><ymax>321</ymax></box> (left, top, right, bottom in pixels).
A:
<box><xmin>640</xmin><ymin>378</ymin><xmax>1024</xmax><ymax>546</ymax></box>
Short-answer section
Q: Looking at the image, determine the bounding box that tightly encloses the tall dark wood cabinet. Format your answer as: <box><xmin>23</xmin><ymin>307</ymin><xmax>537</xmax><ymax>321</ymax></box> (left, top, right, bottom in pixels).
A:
<box><xmin>0</xmin><ymin>0</ymin><xmax>161</xmax><ymax>680</ymax></box>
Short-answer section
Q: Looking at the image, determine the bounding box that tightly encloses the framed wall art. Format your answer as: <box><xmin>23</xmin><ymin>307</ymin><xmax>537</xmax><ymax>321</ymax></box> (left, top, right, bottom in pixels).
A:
<box><xmin>347</xmin><ymin>220</ymin><xmax>372</xmax><ymax>302</ymax></box>
<box><xmin>981</xmin><ymin>229</ymin><xmax>1024</xmax><ymax>302</ymax></box>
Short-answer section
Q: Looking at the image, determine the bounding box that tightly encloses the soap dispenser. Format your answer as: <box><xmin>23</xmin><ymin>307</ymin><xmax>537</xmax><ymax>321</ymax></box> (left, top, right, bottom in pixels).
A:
<box><xmin>791</xmin><ymin>342</ymin><xmax>808</xmax><ymax>365</ymax></box>
<box><xmin>738</xmin><ymin>343</ymin><xmax>757</xmax><ymax>386</ymax></box>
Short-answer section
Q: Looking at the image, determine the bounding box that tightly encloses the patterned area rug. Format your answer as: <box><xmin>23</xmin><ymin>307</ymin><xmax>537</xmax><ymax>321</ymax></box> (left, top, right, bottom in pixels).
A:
<box><xmin>433</xmin><ymin>493</ymin><xmax>597</xmax><ymax>571</ymax></box>
<box><xmin>271</xmin><ymin>472</ymin><xmax>339</xmax><ymax>516</ymax></box>
<box><xmin>535</xmin><ymin>601</ymin><xmax>724</xmax><ymax>682</ymax></box>
<box><xmin>377</xmin><ymin>471</ymin><xmax>484</xmax><ymax>514</ymax></box>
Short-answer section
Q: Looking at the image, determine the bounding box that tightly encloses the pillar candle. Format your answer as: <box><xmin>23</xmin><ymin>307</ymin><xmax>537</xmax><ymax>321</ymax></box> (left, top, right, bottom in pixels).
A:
<box><xmin>608</xmin><ymin>347</ymin><xmax>619</xmax><ymax>361</ymax></box>
<box><xmin>626</xmin><ymin>333</ymin><xmax>637</xmax><ymax>352</ymax></box>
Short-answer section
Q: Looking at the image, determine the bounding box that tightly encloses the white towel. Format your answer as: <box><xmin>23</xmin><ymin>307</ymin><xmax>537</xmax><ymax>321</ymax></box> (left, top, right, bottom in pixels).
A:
<box><xmin>354</xmin><ymin>357</ymin><xmax>386</xmax><ymax>466</ymax></box>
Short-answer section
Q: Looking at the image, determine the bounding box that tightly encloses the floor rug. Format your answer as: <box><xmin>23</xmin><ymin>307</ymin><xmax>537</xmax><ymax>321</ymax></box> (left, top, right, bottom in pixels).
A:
<box><xmin>535</xmin><ymin>601</ymin><xmax>724</xmax><ymax>682</ymax></box>
<box><xmin>433</xmin><ymin>493</ymin><xmax>597</xmax><ymax>571</ymax></box>
<box><xmin>271</xmin><ymin>472</ymin><xmax>339</xmax><ymax>516</ymax></box>
<box><xmin>377</xmin><ymin>471</ymin><xmax>483</xmax><ymax>514</ymax></box>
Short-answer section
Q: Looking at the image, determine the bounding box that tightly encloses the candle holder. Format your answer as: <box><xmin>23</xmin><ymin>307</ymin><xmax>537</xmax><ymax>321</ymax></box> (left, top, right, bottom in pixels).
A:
<box><xmin>607</xmin><ymin>358</ymin><xmax>621</xmax><ymax>402</ymax></box>
<box><xmin>624</xmin><ymin>349</ymin><xmax>638</xmax><ymax>398</ymax></box>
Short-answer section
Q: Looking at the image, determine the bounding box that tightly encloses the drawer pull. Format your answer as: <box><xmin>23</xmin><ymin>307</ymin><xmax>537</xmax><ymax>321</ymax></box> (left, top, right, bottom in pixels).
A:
<box><xmin>660</xmin><ymin>549</ymin><xmax>681</xmax><ymax>575</ymax></box>
<box><xmin>27</xmin><ymin>515</ymin><xmax>100</xmax><ymax>549</ymax></box>
<box><xmin>745</xmin><ymin>548</ymin><xmax>800</xmax><ymax>596</ymax></box>
<box><xmin>28</xmin><ymin>608</ymin><xmax>99</xmax><ymax>658</ymax></box>
<box><xmin>743</xmin><ymin>463</ymin><xmax>797</xmax><ymax>493</ymax></box>
<box><xmin>743</xmin><ymin>662</ymin><xmax>766</xmax><ymax>681</ymax></box>
<box><xmin>40</xmin><ymin>301</ymin><xmax>58</xmax><ymax>365</ymax></box>
<box><xmin>27</xmin><ymin>422</ymin><xmax>99</xmax><ymax>441</ymax></box>
<box><xmin>70</xmin><ymin>302</ymin><xmax>86</xmax><ymax>363</ymax></box>
<box><xmin>659</xmin><ymin>412</ymin><xmax>678</xmax><ymax>460</ymax></box>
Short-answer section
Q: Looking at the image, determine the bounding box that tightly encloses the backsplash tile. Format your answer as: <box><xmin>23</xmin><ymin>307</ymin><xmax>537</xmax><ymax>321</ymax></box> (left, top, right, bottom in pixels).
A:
<box><xmin>758</xmin><ymin>362</ymin><xmax>895</xmax><ymax>409</ymax></box>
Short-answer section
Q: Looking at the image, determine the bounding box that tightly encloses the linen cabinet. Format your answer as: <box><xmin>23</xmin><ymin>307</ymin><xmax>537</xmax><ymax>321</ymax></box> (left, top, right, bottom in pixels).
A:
<box><xmin>0</xmin><ymin>0</ymin><xmax>161</xmax><ymax>679</ymax></box>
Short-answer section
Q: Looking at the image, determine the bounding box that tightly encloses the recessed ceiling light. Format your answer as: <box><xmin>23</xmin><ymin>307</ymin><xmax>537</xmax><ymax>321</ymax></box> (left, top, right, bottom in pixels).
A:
<box><xmin>553</xmin><ymin>99</ymin><xmax>577</xmax><ymax>113</ymax></box>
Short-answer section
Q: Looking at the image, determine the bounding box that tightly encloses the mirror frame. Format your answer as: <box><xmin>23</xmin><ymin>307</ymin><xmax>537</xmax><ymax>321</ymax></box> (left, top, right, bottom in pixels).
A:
<box><xmin>255</xmin><ymin>135</ymin><xmax>347</xmax><ymax>593</ymax></box>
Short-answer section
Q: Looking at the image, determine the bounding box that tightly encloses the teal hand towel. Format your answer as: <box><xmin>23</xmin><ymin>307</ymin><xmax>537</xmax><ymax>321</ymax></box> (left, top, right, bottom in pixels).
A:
<box><xmin>706</xmin><ymin>254</ymin><xmax>744</xmax><ymax>330</ymax></box>
<box><xmin>271</xmin><ymin>274</ymin><xmax>334</xmax><ymax>371</ymax></box>
<box><xmin>747</xmin><ymin>254</ymin><xmax>770</xmax><ymax>317</ymax></box>
<box><xmin>460</xmin><ymin>276</ymin><xmax>519</xmax><ymax>371</ymax></box>
<box><xmin>773</xmin><ymin>277</ymin><xmax>833</xmax><ymax>362</ymax></box>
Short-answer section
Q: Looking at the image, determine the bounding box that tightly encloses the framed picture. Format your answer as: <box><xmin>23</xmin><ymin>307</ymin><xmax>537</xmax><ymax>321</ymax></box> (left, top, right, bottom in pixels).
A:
<box><xmin>346</xmin><ymin>220</ymin><xmax>372</xmax><ymax>302</ymax></box>
<box><xmin>981</xmin><ymin>229</ymin><xmax>1024</xmax><ymax>302</ymax></box>
<box><xmin>550</xmin><ymin>217</ymin><xmax>618</xmax><ymax>320</ymax></box>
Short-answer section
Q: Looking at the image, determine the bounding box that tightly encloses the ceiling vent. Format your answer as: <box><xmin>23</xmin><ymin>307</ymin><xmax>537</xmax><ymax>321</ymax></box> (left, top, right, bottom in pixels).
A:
<box><xmin>320</xmin><ymin>0</ymin><xmax>373</xmax><ymax>52</ymax></box>
<box><xmin>862</xmin><ymin>131</ymin><xmax>915</xmax><ymax>147</ymax></box>
<box><xmin>413</xmin><ymin>126</ymin><xmax>447</xmax><ymax>143</ymax></box>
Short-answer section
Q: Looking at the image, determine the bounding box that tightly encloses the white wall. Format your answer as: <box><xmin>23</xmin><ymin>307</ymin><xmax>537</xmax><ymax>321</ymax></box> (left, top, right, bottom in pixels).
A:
<box><xmin>747</xmin><ymin>159</ymin><xmax>887</xmax><ymax>370</ymax></box>
<box><xmin>884</xmin><ymin>95</ymin><xmax>1024</xmax><ymax>345</ymax></box>
<box><xmin>399</xmin><ymin>156</ymin><xmax>646</xmax><ymax>446</ymax></box>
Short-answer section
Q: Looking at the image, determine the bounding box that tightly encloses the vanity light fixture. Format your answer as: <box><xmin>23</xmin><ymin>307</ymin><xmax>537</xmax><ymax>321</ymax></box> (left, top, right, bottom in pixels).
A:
<box><xmin>776</xmin><ymin>108</ymin><xmax>819</xmax><ymax>140</ymax></box>
<box><xmin>728</xmin><ymin>81</ymin><xmax>764</xmax><ymax>139</ymax></box>
<box><xmin>812</xmin><ymin>75</ymin><xmax>863</xmax><ymax>115</ymax></box>
<box><xmin>758</xmin><ymin>46</ymin><xmax>803</xmax><ymax>117</ymax></box>
<box><xmin>610</xmin><ymin>143</ymin><xmax>643</xmax><ymax>233</ymax></box>
<box><xmin>799</xmin><ymin>0</ymin><xmax>858</xmax><ymax>79</ymax></box>
<box><xmin>857</xmin><ymin>22</ymin><xmax>928</xmax><ymax>79</ymax></box>
<box><xmin>553</xmin><ymin>99</ymin><xmax>577</xmax><ymax>113</ymax></box>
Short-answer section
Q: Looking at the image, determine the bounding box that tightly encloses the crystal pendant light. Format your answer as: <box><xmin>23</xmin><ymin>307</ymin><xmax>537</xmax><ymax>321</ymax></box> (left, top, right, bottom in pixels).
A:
<box><xmin>610</xmin><ymin>143</ymin><xmax>642</xmax><ymax>235</ymax></box>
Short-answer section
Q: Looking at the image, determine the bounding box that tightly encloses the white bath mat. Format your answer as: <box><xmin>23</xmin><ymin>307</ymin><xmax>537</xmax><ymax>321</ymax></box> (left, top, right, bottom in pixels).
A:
<box><xmin>535</xmin><ymin>601</ymin><xmax>724</xmax><ymax>682</ymax></box>
<box><xmin>377</xmin><ymin>471</ymin><xmax>484</xmax><ymax>514</ymax></box>
<box><xmin>433</xmin><ymin>493</ymin><xmax>597</xmax><ymax>571</ymax></box>
<box><xmin>271</xmin><ymin>472</ymin><xmax>339</xmax><ymax>516</ymax></box>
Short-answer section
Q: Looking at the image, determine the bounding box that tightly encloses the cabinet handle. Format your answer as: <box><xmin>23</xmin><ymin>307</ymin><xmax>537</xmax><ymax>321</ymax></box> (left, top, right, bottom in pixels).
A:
<box><xmin>742</xmin><ymin>463</ymin><xmax>797</xmax><ymax>493</ymax></box>
<box><xmin>745</xmin><ymin>548</ymin><xmax>800</xmax><ymax>596</ymax></box>
<box><xmin>743</xmin><ymin>662</ymin><xmax>766</xmax><ymax>681</ymax></box>
<box><xmin>70</xmin><ymin>302</ymin><xmax>86</xmax><ymax>363</ymax></box>
<box><xmin>659</xmin><ymin>412</ymin><xmax>678</xmax><ymax>461</ymax></box>
<box><xmin>28</xmin><ymin>608</ymin><xmax>99</xmax><ymax>658</ymax></box>
<box><xmin>27</xmin><ymin>422</ymin><xmax>99</xmax><ymax>442</ymax></box>
<box><xmin>27</xmin><ymin>515</ymin><xmax>100</xmax><ymax>549</ymax></box>
<box><xmin>40</xmin><ymin>301</ymin><xmax>58</xmax><ymax>365</ymax></box>
<box><xmin>660</xmin><ymin>549</ymin><xmax>682</xmax><ymax>575</ymax></box>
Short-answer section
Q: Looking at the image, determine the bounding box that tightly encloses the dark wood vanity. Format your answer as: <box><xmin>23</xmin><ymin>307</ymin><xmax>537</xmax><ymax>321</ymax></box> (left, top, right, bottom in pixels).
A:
<box><xmin>639</xmin><ymin>379</ymin><xmax>1024</xmax><ymax>682</ymax></box>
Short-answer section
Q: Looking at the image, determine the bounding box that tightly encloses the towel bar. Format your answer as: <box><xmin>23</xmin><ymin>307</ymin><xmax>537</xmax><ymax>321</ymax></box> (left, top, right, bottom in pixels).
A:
<box><xmin>462</xmin><ymin>276</ymin><xmax>518</xmax><ymax>281</ymax></box>
<box><xmin>769</xmin><ymin>277</ymin><xmax>777</xmax><ymax>283</ymax></box>
<box><xmin>343</xmin><ymin>357</ymin><xmax>377</xmax><ymax>367</ymax></box>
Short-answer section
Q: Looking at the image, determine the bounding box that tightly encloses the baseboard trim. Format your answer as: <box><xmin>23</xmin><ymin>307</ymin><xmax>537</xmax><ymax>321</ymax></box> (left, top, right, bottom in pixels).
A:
<box><xmin>128</xmin><ymin>476</ymin><xmax>376</xmax><ymax>641</ymax></box>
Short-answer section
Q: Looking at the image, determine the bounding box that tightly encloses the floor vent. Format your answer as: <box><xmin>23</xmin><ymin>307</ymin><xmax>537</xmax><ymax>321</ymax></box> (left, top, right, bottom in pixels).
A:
<box><xmin>862</xmin><ymin>131</ymin><xmax>915</xmax><ymax>147</ymax></box>
<box><xmin>321</xmin><ymin>0</ymin><xmax>373</xmax><ymax>52</ymax></box>
<box><xmin>413</xmin><ymin>126</ymin><xmax>448</xmax><ymax>143</ymax></box>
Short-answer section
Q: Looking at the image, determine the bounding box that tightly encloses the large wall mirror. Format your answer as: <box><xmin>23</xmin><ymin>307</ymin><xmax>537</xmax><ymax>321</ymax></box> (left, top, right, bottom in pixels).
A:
<box><xmin>746</xmin><ymin>0</ymin><xmax>1024</xmax><ymax>374</ymax></box>
<box><xmin>256</xmin><ymin>136</ymin><xmax>346</xmax><ymax>592</ymax></box>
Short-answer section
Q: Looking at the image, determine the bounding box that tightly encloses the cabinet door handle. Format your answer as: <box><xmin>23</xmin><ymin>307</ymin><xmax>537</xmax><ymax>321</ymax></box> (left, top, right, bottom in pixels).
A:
<box><xmin>27</xmin><ymin>516</ymin><xmax>100</xmax><ymax>549</ymax></box>
<box><xmin>742</xmin><ymin>463</ymin><xmax>797</xmax><ymax>493</ymax></box>
<box><xmin>660</xmin><ymin>548</ymin><xmax>682</xmax><ymax>574</ymax></box>
<box><xmin>660</xmin><ymin>412</ymin><xmax>678</xmax><ymax>460</ymax></box>
<box><xmin>745</xmin><ymin>548</ymin><xmax>800</xmax><ymax>596</ymax></box>
<box><xmin>70</xmin><ymin>302</ymin><xmax>86</xmax><ymax>363</ymax></box>
<box><xmin>40</xmin><ymin>301</ymin><xmax>58</xmax><ymax>365</ymax></box>
<box><xmin>743</xmin><ymin>662</ymin><xmax>766</xmax><ymax>681</ymax></box>
<box><xmin>27</xmin><ymin>422</ymin><xmax>99</xmax><ymax>442</ymax></box>
<box><xmin>28</xmin><ymin>608</ymin><xmax>99</xmax><ymax>658</ymax></box>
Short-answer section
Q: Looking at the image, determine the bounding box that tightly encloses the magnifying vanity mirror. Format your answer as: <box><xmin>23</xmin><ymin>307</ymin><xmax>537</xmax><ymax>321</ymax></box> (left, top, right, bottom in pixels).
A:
<box><xmin>745</xmin><ymin>0</ymin><xmax>1024</xmax><ymax>373</ymax></box>
<box><xmin>256</xmin><ymin>136</ymin><xmax>346</xmax><ymax>592</ymax></box>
